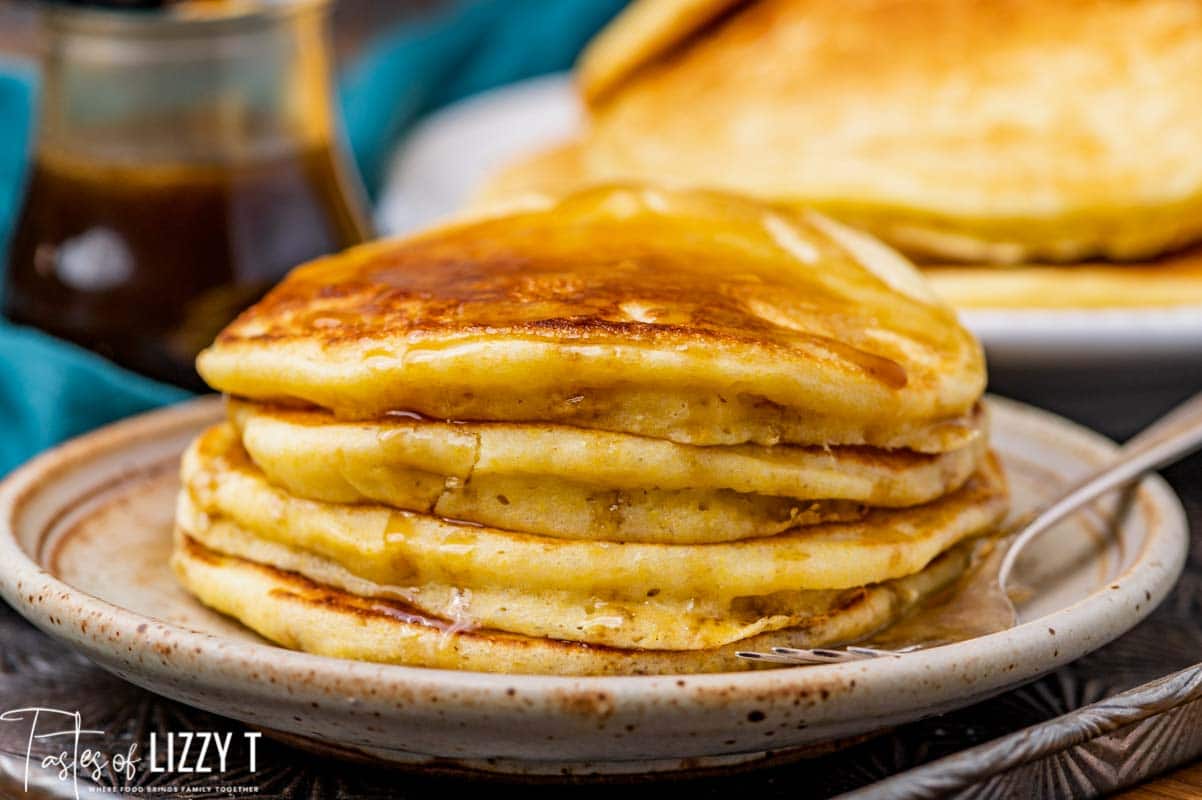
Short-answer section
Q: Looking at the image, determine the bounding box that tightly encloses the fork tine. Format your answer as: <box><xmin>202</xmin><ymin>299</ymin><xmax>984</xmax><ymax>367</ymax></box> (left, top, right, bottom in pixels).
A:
<box><xmin>772</xmin><ymin>647</ymin><xmax>874</xmax><ymax>663</ymax></box>
<box><xmin>735</xmin><ymin>645</ymin><xmax>910</xmax><ymax>665</ymax></box>
<box><xmin>779</xmin><ymin>647</ymin><xmax>875</xmax><ymax>661</ymax></box>
<box><xmin>845</xmin><ymin>646</ymin><xmax>912</xmax><ymax>658</ymax></box>
<box><xmin>735</xmin><ymin>651</ymin><xmax>830</xmax><ymax>665</ymax></box>
<box><xmin>736</xmin><ymin>649</ymin><xmax>833</xmax><ymax>664</ymax></box>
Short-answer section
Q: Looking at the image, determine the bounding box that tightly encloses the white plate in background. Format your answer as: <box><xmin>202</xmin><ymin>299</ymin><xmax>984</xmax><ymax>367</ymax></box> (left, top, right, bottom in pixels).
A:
<box><xmin>377</xmin><ymin>74</ymin><xmax>582</xmax><ymax>237</ymax></box>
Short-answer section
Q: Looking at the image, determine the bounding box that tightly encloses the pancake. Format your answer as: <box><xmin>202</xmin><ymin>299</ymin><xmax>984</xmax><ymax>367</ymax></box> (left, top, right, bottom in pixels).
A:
<box><xmin>576</xmin><ymin>0</ymin><xmax>737</xmax><ymax>106</ymax></box>
<box><xmin>171</xmin><ymin>532</ymin><xmax>976</xmax><ymax>674</ymax></box>
<box><xmin>177</xmin><ymin>498</ymin><xmax>986</xmax><ymax>651</ymax></box>
<box><xmin>472</xmin><ymin>153</ymin><xmax>1202</xmax><ymax>311</ymax></box>
<box><xmin>925</xmin><ymin>244</ymin><xmax>1202</xmax><ymax>309</ymax></box>
<box><xmin>542</xmin><ymin>0</ymin><xmax>1202</xmax><ymax>264</ymax></box>
<box><xmin>182</xmin><ymin>423</ymin><xmax>1008</xmax><ymax>606</ymax></box>
<box><xmin>181</xmin><ymin>182</ymin><xmax>1007</xmax><ymax>674</ymax></box>
<box><xmin>197</xmin><ymin>185</ymin><xmax>984</xmax><ymax>449</ymax></box>
<box><xmin>468</xmin><ymin>142</ymin><xmax>588</xmax><ymax>218</ymax></box>
<box><xmin>230</xmin><ymin>399</ymin><xmax>988</xmax><ymax>543</ymax></box>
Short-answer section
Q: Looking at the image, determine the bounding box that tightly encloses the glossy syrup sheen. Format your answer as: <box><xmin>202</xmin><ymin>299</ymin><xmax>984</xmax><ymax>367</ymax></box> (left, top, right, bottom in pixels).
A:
<box><xmin>216</xmin><ymin>187</ymin><xmax>971</xmax><ymax>386</ymax></box>
<box><xmin>866</xmin><ymin>535</ymin><xmax>1017</xmax><ymax>650</ymax></box>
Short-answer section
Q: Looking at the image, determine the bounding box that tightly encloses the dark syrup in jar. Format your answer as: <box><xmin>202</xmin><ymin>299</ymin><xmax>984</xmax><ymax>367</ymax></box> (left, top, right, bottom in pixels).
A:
<box><xmin>4</xmin><ymin>144</ymin><xmax>369</xmax><ymax>390</ymax></box>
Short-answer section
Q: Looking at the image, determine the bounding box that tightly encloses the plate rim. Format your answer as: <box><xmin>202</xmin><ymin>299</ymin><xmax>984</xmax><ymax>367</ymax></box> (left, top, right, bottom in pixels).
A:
<box><xmin>0</xmin><ymin>396</ymin><xmax>1188</xmax><ymax>714</ymax></box>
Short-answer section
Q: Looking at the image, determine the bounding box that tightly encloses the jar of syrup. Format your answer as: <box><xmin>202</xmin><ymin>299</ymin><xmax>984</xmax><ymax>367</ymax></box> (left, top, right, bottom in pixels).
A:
<box><xmin>4</xmin><ymin>0</ymin><xmax>371</xmax><ymax>390</ymax></box>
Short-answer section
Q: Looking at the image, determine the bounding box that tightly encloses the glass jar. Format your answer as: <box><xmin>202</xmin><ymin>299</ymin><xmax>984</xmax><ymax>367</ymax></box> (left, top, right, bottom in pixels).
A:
<box><xmin>4</xmin><ymin>0</ymin><xmax>372</xmax><ymax>390</ymax></box>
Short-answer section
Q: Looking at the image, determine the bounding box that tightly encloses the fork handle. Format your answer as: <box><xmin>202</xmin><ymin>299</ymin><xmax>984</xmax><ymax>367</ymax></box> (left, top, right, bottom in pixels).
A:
<box><xmin>997</xmin><ymin>391</ymin><xmax>1202</xmax><ymax>586</ymax></box>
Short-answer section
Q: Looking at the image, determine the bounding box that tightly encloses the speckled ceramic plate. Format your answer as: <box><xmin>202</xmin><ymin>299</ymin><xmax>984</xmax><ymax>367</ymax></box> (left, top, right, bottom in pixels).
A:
<box><xmin>0</xmin><ymin>396</ymin><xmax>1187</xmax><ymax>777</ymax></box>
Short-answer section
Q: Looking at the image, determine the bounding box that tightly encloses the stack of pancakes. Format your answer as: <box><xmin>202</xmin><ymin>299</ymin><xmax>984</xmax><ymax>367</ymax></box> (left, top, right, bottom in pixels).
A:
<box><xmin>475</xmin><ymin>0</ymin><xmax>1202</xmax><ymax>309</ymax></box>
<box><xmin>173</xmin><ymin>185</ymin><xmax>1009</xmax><ymax>675</ymax></box>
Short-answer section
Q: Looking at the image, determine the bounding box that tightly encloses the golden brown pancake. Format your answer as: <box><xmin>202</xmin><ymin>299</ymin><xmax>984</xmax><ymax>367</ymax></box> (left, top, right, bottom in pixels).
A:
<box><xmin>468</xmin><ymin>142</ymin><xmax>588</xmax><ymax>217</ymax></box>
<box><xmin>177</xmin><ymin>500</ymin><xmax>984</xmax><ymax>652</ymax></box>
<box><xmin>229</xmin><ymin>399</ymin><xmax>988</xmax><ymax>543</ymax></box>
<box><xmin>494</xmin><ymin>0</ymin><xmax>1202</xmax><ymax>265</ymax></box>
<box><xmin>198</xmin><ymin>185</ymin><xmax>984</xmax><ymax>449</ymax></box>
<box><xmin>172</xmin><ymin>532</ymin><xmax>977</xmax><ymax>675</ymax></box>
<box><xmin>180</xmin><ymin>184</ymin><xmax>1008</xmax><ymax>675</ymax></box>
<box><xmin>576</xmin><ymin>0</ymin><xmax>737</xmax><ymax>106</ymax></box>
<box><xmin>925</xmin><ymin>245</ymin><xmax>1202</xmax><ymax>309</ymax></box>
<box><xmin>181</xmin><ymin>423</ymin><xmax>1008</xmax><ymax>619</ymax></box>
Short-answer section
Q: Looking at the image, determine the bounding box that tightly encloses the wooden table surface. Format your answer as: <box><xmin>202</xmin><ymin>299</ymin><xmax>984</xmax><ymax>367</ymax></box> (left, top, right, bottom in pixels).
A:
<box><xmin>1123</xmin><ymin>762</ymin><xmax>1202</xmax><ymax>799</ymax></box>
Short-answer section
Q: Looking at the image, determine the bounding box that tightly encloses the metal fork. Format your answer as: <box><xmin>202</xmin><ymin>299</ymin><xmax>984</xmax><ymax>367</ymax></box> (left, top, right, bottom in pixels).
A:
<box><xmin>737</xmin><ymin>391</ymin><xmax>1202</xmax><ymax>666</ymax></box>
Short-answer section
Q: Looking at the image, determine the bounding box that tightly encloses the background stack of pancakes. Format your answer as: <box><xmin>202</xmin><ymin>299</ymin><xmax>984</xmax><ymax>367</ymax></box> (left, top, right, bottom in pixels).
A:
<box><xmin>475</xmin><ymin>0</ymin><xmax>1202</xmax><ymax>309</ymax></box>
<box><xmin>173</xmin><ymin>185</ymin><xmax>1008</xmax><ymax>675</ymax></box>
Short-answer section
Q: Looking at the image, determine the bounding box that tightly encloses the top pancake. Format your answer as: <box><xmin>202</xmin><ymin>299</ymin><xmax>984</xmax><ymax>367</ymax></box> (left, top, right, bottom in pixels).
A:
<box><xmin>199</xmin><ymin>185</ymin><xmax>984</xmax><ymax>448</ymax></box>
<box><xmin>572</xmin><ymin>0</ymin><xmax>1202</xmax><ymax>264</ymax></box>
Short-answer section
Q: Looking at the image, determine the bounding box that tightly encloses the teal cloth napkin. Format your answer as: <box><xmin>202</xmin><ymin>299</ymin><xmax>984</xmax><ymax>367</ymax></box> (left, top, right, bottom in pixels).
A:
<box><xmin>344</xmin><ymin>0</ymin><xmax>626</xmax><ymax>197</ymax></box>
<box><xmin>0</xmin><ymin>0</ymin><xmax>625</xmax><ymax>475</ymax></box>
